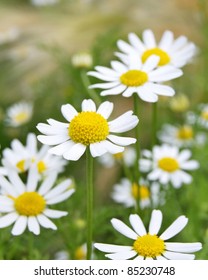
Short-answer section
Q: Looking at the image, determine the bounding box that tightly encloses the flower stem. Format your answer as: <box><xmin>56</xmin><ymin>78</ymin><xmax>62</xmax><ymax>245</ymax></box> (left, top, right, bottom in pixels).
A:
<box><xmin>80</xmin><ymin>70</ymin><xmax>101</xmax><ymax>106</ymax></box>
<box><xmin>152</xmin><ymin>102</ymin><xmax>157</xmax><ymax>148</ymax></box>
<box><xmin>86</xmin><ymin>147</ymin><xmax>94</xmax><ymax>260</ymax></box>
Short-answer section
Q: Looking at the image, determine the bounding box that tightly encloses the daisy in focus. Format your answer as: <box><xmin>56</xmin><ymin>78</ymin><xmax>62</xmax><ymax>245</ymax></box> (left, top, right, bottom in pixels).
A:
<box><xmin>1</xmin><ymin>133</ymin><xmax>66</xmax><ymax>176</ymax></box>
<box><xmin>111</xmin><ymin>178</ymin><xmax>162</xmax><ymax>209</ymax></box>
<box><xmin>0</xmin><ymin>167</ymin><xmax>75</xmax><ymax>235</ymax></box>
<box><xmin>116</xmin><ymin>29</ymin><xmax>197</xmax><ymax>68</ymax></box>
<box><xmin>158</xmin><ymin>124</ymin><xmax>206</xmax><ymax>148</ymax></box>
<box><xmin>5</xmin><ymin>101</ymin><xmax>33</xmax><ymax>127</ymax></box>
<box><xmin>87</xmin><ymin>55</ymin><xmax>182</xmax><ymax>102</ymax></box>
<box><xmin>94</xmin><ymin>210</ymin><xmax>202</xmax><ymax>260</ymax></box>
<box><xmin>37</xmin><ymin>99</ymin><xmax>139</xmax><ymax>161</ymax></box>
<box><xmin>139</xmin><ymin>144</ymin><xmax>199</xmax><ymax>188</ymax></box>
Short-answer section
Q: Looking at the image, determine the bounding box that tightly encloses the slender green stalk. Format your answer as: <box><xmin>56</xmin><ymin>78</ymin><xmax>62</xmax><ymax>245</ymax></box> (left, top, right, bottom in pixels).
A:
<box><xmin>152</xmin><ymin>102</ymin><xmax>157</xmax><ymax>148</ymax></box>
<box><xmin>86</xmin><ymin>148</ymin><xmax>94</xmax><ymax>260</ymax></box>
<box><xmin>80</xmin><ymin>70</ymin><xmax>101</xmax><ymax>106</ymax></box>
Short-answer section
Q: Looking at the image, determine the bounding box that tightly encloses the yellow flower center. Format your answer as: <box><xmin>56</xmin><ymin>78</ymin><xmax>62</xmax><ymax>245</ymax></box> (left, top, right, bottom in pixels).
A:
<box><xmin>132</xmin><ymin>183</ymin><xmax>150</xmax><ymax>199</ymax></box>
<box><xmin>14</xmin><ymin>112</ymin><xmax>29</xmax><ymax>123</ymax></box>
<box><xmin>120</xmin><ymin>70</ymin><xmax>148</xmax><ymax>87</ymax></box>
<box><xmin>69</xmin><ymin>112</ymin><xmax>109</xmax><ymax>145</ymax></box>
<box><xmin>37</xmin><ymin>160</ymin><xmax>47</xmax><ymax>173</ymax></box>
<box><xmin>16</xmin><ymin>159</ymin><xmax>26</xmax><ymax>172</ymax></box>
<box><xmin>158</xmin><ymin>157</ymin><xmax>179</xmax><ymax>172</ymax></box>
<box><xmin>74</xmin><ymin>246</ymin><xmax>86</xmax><ymax>260</ymax></box>
<box><xmin>201</xmin><ymin>111</ymin><xmax>208</xmax><ymax>121</ymax></box>
<box><xmin>142</xmin><ymin>47</ymin><xmax>170</xmax><ymax>66</ymax></box>
<box><xmin>14</xmin><ymin>192</ymin><xmax>46</xmax><ymax>216</ymax></box>
<box><xmin>133</xmin><ymin>234</ymin><xmax>165</xmax><ymax>258</ymax></box>
<box><xmin>177</xmin><ymin>126</ymin><xmax>193</xmax><ymax>140</ymax></box>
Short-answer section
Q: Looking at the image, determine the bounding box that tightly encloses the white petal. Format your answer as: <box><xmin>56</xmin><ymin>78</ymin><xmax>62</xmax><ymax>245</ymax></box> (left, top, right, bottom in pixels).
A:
<box><xmin>111</xmin><ymin>218</ymin><xmax>138</xmax><ymax>239</ymax></box>
<box><xmin>158</xmin><ymin>30</ymin><xmax>174</xmax><ymax>50</ymax></box>
<box><xmin>97</xmin><ymin>101</ymin><xmax>114</xmax><ymax>119</ymax></box>
<box><xmin>142</xmin><ymin>55</ymin><xmax>160</xmax><ymax>72</ymax></box>
<box><xmin>48</xmin><ymin>140</ymin><xmax>75</xmax><ymax>156</ymax></box>
<box><xmin>94</xmin><ymin>243</ymin><xmax>132</xmax><ymax>253</ymax></box>
<box><xmin>61</xmin><ymin>104</ymin><xmax>78</xmax><ymax>122</ymax></box>
<box><xmin>82</xmin><ymin>99</ymin><xmax>96</xmax><ymax>112</ymax></box>
<box><xmin>0</xmin><ymin>212</ymin><xmax>18</xmax><ymax>228</ymax></box>
<box><xmin>109</xmin><ymin>111</ymin><xmax>138</xmax><ymax>133</ymax></box>
<box><xmin>37</xmin><ymin>214</ymin><xmax>57</xmax><ymax>230</ymax></box>
<box><xmin>177</xmin><ymin>171</ymin><xmax>192</xmax><ymax>184</ymax></box>
<box><xmin>149</xmin><ymin>66</ymin><xmax>183</xmax><ymax>82</ymax></box>
<box><xmin>89</xmin><ymin>82</ymin><xmax>120</xmax><ymax>89</ymax></box>
<box><xmin>145</xmin><ymin>83</ymin><xmax>175</xmax><ymax>96</ymax></box>
<box><xmin>94</xmin><ymin>66</ymin><xmax>119</xmax><ymax>77</ymax></box>
<box><xmin>102</xmin><ymin>140</ymin><xmax>124</xmax><ymax>154</ymax></box>
<box><xmin>28</xmin><ymin>216</ymin><xmax>40</xmax><ymax>235</ymax></box>
<box><xmin>44</xmin><ymin>179</ymin><xmax>72</xmax><ymax>200</ymax></box>
<box><xmin>117</xmin><ymin>39</ymin><xmax>137</xmax><ymax>55</ymax></box>
<box><xmin>180</xmin><ymin>160</ymin><xmax>199</xmax><ymax>170</ymax></box>
<box><xmin>46</xmin><ymin>189</ymin><xmax>75</xmax><ymax>204</ymax></box>
<box><xmin>0</xmin><ymin>196</ymin><xmax>14</xmax><ymax>212</ymax></box>
<box><xmin>11</xmin><ymin>216</ymin><xmax>27</xmax><ymax>236</ymax></box>
<box><xmin>108</xmin><ymin>135</ymin><xmax>136</xmax><ymax>146</ymax></box>
<box><xmin>129</xmin><ymin>214</ymin><xmax>147</xmax><ymax>236</ymax></box>
<box><xmin>43</xmin><ymin>209</ymin><xmax>68</xmax><ymax>218</ymax></box>
<box><xmin>37</xmin><ymin>135</ymin><xmax>69</xmax><ymax>145</ymax></box>
<box><xmin>63</xmin><ymin>143</ymin><xmax>86</xmax><ymax>161</ymax></box>
<box><xmin>7</xmin><ymin>171</ymin><xmax>25</xmax><ymax>194</ymax></box>
<box><xmin>134</xmin><ymin>255</ymin><xmax>145</xmax><ymax>260</ymax></box>
<box><xmin>122</xmin><ymin>87</ymin><xmax>135</xmax><ymax>97</ymax></box>
<box><xmin>101</xmin><ymin>84</ymin><xmax>127</xmax><ymax>96</ymax></box>
<box><xmin>38</xmin><ymin>172</ymin><xmax>58</xmax><ymax>196</ymax></box>
<box><xmin>160</xmin><ymin>216</ymin><xmax>188</xmax><ymax>240</ymax></box>
<box><xmin>165</xmin><ymin>242</ymin><xmax>202</xmax><ymax>253</ymax></box>
<box><xmin>47</xmin><ymin>118</ymin><xmax>69</xmax><ymax>128</ymax></box>
<box><xmin>111</xmin><ymin>61</ymin><xmax>128</xmax><ymax>73</ymax></box>
<box><xmin>105</xmin><ymin>250</ymin><xmax>137</xmax><ymax>260</ymax></box>
<box><xmin>147</xmin><ymin>169</ymin><xmax>162</xmax><ymax>181</ymax></box>
<box><xmin>171</xmin><ymin>36</ymin><xmax>188</xmax><ymax>52</ymax></box>
<box><xmin>26</xmin><ymin>166</ymin><xmax>39</xmax><ymax>192</ymax></box>
<box><xmin>0</xmin><ymin>175</ymin><xmax>18</xmax><ymax>197</ymax></box>
<box><xmin>128</xmin><ymin>32</ymin><xmax>146</xmax><ymax>52</ymax></box>
<box><xmin>87</xmin><ymin>71</ymin><xmax>117</xmax><ymax>82</ymax></box>
<box><xmin>163</xmin><ymin>251</ymin><xmax>195</xmax><ymax>260</ymax></box>
<box><xmin>143</xmin><ymin>29</ymin><xmax>156</xmax><ymax>48</ymax></box>
<box><xmin>90</xmin><ymin>142</ymin><xmax>107</xmax><ymax>157</ymax></box>
<box><xmin>137</xmin><ymin>88</ymin><xmax>158</xmax><ymax>103</ymax></box>
<box><xmin>37</xmin><ymin>123</ymin><xmax>67</xmax><ymax>136</ymax></box>
<box><xmin>148</xmin><ymin>210</ymin><xmax>163</xmax><ymax>235</ymax></box>
<box><xmin>178</xmin><ymin>149</ymin><xmax>191</xmax><ymax>162</ymax></box>
<box><xmin>156</xmin><ymin>255</ymin><xmax>167</xmax><ymax>260</ymax></box>
<box><xmin>170</xmin><ymin>172</ymin><xmax>182</xmax><ymax>188</ymax></box>
<box><xmin>26</xmin><ymin>133</ymin><xmax>37</xmax><ymax>155</ymax></box>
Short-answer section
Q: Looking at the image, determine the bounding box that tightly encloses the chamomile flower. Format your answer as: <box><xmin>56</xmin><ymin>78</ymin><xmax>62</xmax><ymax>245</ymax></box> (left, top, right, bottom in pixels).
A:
<box><xmin>37</xmin><ymin>99</ymin><xmax>139</xmax><ymax>161</ymax></box>
<box><xmin>88</xmin><ymin>55</ymin><xmax>182</xmax><ymax>103</ymax></box>
<box><xmin>94</xmin><ymin>210</ymin><xmax>202</xmax><ymax>260</ymax></box>
<box><xmin>158</xmin><ymin>124</ymin><xmax>206</xmax><ymax>148</ymax></box>
<box><xmin>139</xmin><ymin>144</ymin><xmax>199</xmax><ymax>188</ymax></box>
<box><xmin>197</xmin><ymin>104</ymin><xmax>208</xmax><ymax>129</ymax></box>
<box><xmin>98</xmin><ymin>147</ymin><xmax>136</xmax><ymax>168</ymax></box>
<box><xmin>71</xmin><ymin>52</ymin><xmax>93</xmax><ymax>69</ymax></box>
<box><xmin>0</xmin><ymin>167</ymin><xmax>75</xmax><ymax>235</ymax></box>
<box><xmin>116</xmin><ymin>29</ymin><xmax>197</xmax><ymax>68</ymax></box>
<box><xmin>5</xmin><ymin>101</ymin><xmax>33</xmax><ymax>127</ymax></box>
<box><xmin>111</xmin><ymin>178</ymin><xmax>152</xmax><ymax>209</ymax></box>
<box><xmin>2</xmin><ymin>133</ymin><xmax>66</xmax><ymax>176</ymax></box>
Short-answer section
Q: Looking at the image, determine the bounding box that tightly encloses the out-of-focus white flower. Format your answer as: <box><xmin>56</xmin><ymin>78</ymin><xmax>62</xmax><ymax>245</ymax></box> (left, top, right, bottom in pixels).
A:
<box><xmin>71</xmin><ymin>52</ymin><xmax>93</xmax><ymax>69</ymax></box>
<box><xmin>169</xmin><ymin>93</ymin><xmax>190</xmax><ymax>113</ymax></box>
<box><xmin>5</xmin><ymin>101</ymin><xmax>33</xmax><ymax>127</ymax></box>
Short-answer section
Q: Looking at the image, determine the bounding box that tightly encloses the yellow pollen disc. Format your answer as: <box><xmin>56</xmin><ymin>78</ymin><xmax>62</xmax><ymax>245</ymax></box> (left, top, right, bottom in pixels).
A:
<box><xmin>131</xmin><ymin>183</ymin><xmax>140</xmax><ymax>199</ymax></box>
<box><xmin>37</xmin><ymin>161</ymin><xmax>47</xmax><ymax>173</ymax></box>
<box><xmin>74</xmin><ymin>246</ymin><xmax>86</xmax><ymax>260</ymax></box>
<box><xmin>14</xmin><ymin>192</ymin><xmax>46</xmax><ymax>216</ymax></box>
<box><xmin>132</xmin><ymin>183</ymin><xmax>150</xmax><ymax>199</ymax></box>
<box><xmin>133</xmin><ymin>234</ymin><xmax>165</xmax><ymax>258</ymax></box>
<box><xmin>14</xmin><ymin>112</ymin><xmax>29</xmax><ymax>123</ymax></box>
<box><xmin>69</xmin><ymin>112</ymin><xmax>109</xmax><ymax>145</ymax></box>
<box><xmin>120</xmin><ymin>70</ymin><xmax>148</xmax><ymax>87</ymax></box>
<box><xmin>158</xmin><ymin>157</ymin><xmax>179</xmax><ymax>172</ymax></box>
<box><xmin>16</xmin><ymin>160</ymin><xmax>26</xmax><ymax>172</ymax></box>
<box><xmin>142</xmin><ymin>48</ymin><xmax>170</xmax><ymax>66</ymax></box>
<box><xmin>177</xmin><ymin>126</ymin><xmax>193</xmax><ymax>140</ymax></box>
<box><xmin>201</xmin><ymin>111</ymin><xmax>208</xmax><ymax>121</ymax></box>
<box><xmin>113</xmin><ymin>152</ymin><xmax>123</xmax><ymax>160</ymax></box>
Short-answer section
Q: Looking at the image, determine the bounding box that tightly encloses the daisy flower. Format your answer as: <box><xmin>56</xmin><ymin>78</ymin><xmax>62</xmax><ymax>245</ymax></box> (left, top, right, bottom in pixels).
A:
<box><xmin>98</xmin><ymin>147</ymin><xmax>136</xmax><ymax>168</ymax></box>
<box><xmin>1</xmin><ymin>133</ymin><xmax>66</xmax><ymax>176</ymax></box>
<box><xmin>37</xmin><ymin>99</ymin><xmax>139</xmax><ymax>161</ymax></box>
<box><xmin>158</xmin><ymin>124</ymin><xmax>206</xmax><ymax>148</ymax></box>
<box><xmin>139</xmin><ymin>144</ymin><xmax>199</xmax><ymax>188</ymax></box>
<box><xmin>116</xmin><ymin>29</ymin><xmax>197</xmax><ymax>68</ymax></box>
<box><xmin>71</xmin><ymin>52</ymin><xmax>93</xmax><ymax>69</ymax></box>
<box><xmin>169</xmin><ymin>93</ymin><xmax>190</xmax><ymax>113</ymax></box>
<box><xmin>0</xmin><ymin>167</ymin><xmax>75</xmax><ymax>235</ymax></box>
<box><xmin>111</xmin><ymin>178</ymin><xmax>155</xmax><ymax>209</ymax></box>
<box><xmin>87</xmin><ymin>55</ymin><xmax>182</xmax><ymax>103</ymax></box>
<box><xmin>5</xmin><ymin>101</ymin><xmax>33</xmax><ymax>127</ymax></box>
<box><xmin>94</xmin><ymin>210</ymin><xmax>202</xmax><ymax>260</ymax></box>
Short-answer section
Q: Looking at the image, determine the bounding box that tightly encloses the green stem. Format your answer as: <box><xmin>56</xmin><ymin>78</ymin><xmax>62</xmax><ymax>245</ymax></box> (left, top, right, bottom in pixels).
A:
<box><xmin>152</xmin><ymin>102</ymin><xmax>157</xmax><ymax>148</ymax></box>
<box><xmin>86</xmin><ymin>148</ymin><xmax>94</xmax><ymax>260</ymax></box>
<box><xmin>80</xmin><ymin>70</ymin><xmax>101</xmax><ymax>106</ymax></box>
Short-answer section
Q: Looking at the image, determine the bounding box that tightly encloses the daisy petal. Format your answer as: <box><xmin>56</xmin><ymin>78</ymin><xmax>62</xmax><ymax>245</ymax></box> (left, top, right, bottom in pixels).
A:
<box><xmin>89</xmin><ymin>82</ymin><xmax>120</xmax><ymax>89</ymax></box>
<box><xmin>46</xmin><ymin>189</ymin><xmax>75</xmax><ymax>204</ymax></box>
<box><xmin>43</xmin><ymin>209</ymin><xmax>68</xmax><ymax>218</ymax></box>
<box><xmin>129</xmin><ymin>214</ymin><xmax>147</xmax><ymax>236</ymax></box>
<box><xmin>82</xmin><ymin>99</ymin><xmax>96</xmax><ymax>112</ymax></box>
<box><xmin>37</xmin><ymin>214</ymin><xmax>57</xmax><ymax>230</ymax></box>
<box><xmin>102</xmin><ymin>140</ymin><xmax>124</xmax><ymax>154</ymax></box>
<box><xmin>61</xmin><ymin>104</ymin><xmax>78</xmax><ymax>122</ymax></box>
<box><xmin>148</xmin><ymin>210</ymin><xmax>163</xmax><ymax>235</ymax></box>
<box><xmin>158</xmin><ymin>30</ymin><xmax>174</xmax><ymax>50</ymax></box>
<box><xmin>109</xmin><ymin>111</ymin><xmax>138</xmax><ymax>133</ymax></box>
<box><xmin>94</xmin><ymin>243</ymin><xmax>132</xmax><ymax>253</ymax></box>
<box><xmin>90</xmin><ymin>142</ymin><xmax>107</xmax><ymax>157</ymax></box>
<box><xmin>63</xmin><ymin>143</ymin><xmax>86</xmax><ymax>161</ymax></box>
<box><xmin>26</xmin><ymin>166</ymin><xmax>38</xmax><ymax>192</ymax></box>
<box><xmin>165</xmin><ymin>242</ymin><xmax>202</xmax><ymax>253</ymax></box>
<box><xmin>143</xmin><ymin>29</ymin><xmax>156</xmax><ymax>48</ymax></box>
<box><xmin>160</xmin><ymin>216</ymin><xmax>188</xmax><ymax>240</ymax></box>
<box><xmin>11</xmin><ymin>216</ymin><xmax>27</xmax><ymax>236</ymax></box>
<box><xmin>37</xmin><ymin>135</ymin><xmax>69</xmax><ymax>145</ymax></box>
<box><xmin>111</xmin><ymin>218</ymin><xmax>138</xmax><ymax>239</ymax></box>
<box><xmin>48</xmin><ymin>140</ymin><xmax>75</xmax><ymax>156</ymax></box>
<box><xmin>97</xmin><ymin>101</ymin><xmax>113</xmax><ymax>119</ymax></box>
<box><xmin>128</xmin><ymin>32</ymin><xmax>146</xmax><ymax>52</ymax></box>
<box><xmin>105</xmin><ymin>250</ymin><xmax>137</xmax><ymax>260</ymax></box>
<box><xmin>180</xmin><ymin>160</ymin><xmax>199</xmax><ymax>170</ymax></box>
<box><xmin>101</xmin><ymin>84</ymin><xmax>127</xmax><ymax>96</ymax></box>
<box><xmin>44</xmin><ymin>179</ymin><xmax>72</xmax><ymax>200</ymax></box>
<box><xmin>163</xmin><ymin>251</ymin><xmax>195</xmax><ymax>260</ymax></box>
<box><xmin>107</xmin><ymin>135</ymin><xmax>136</xmax><ymax>146</ymax></box>
<box><xmin>38</xmin><ymin>172</ymin><xmax>58</xmax><ymax>196</ymax></box>
<box><xmin>28</xmin><ymin>216</ymin><xmax>40</xmax><ymax>235</ymax></box>
<box><xmin>142</xmin><ymin>55</ymin><xmax>160</xmax><ymax>72</ymax></box>
<box><xmin>87</xmin><ymin>71</ymin><xmax>117</xmax><ymax>82</ymax></box>
<box><xmin>0</xmin><ymin>212</ymin><xmax>18</xmax><ymax>228</ymax></box>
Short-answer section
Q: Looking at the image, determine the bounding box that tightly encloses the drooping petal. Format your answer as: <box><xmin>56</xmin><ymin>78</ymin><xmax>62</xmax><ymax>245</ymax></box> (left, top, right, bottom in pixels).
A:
<box><xmin>48</xmin><ymin>140</ymin><xmax>75</xmax><ymax>156</ymax></box>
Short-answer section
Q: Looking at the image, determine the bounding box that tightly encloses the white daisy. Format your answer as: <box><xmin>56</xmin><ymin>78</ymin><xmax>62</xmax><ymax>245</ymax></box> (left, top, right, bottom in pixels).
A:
<box><xmin>111</xmin><ymin>178</ymin><xmax>152</xmax><ymax>209</ymax></box>
<box><xmin>87</xmin><ymin>55</ymin><xmax>182</xmax><ymax>103</ymax></box>
<box><xmin>94</xmin><ymin>210</ymin><xmax>202</xmax><ymax>260</ymax></box>
<box><xmin>1</xmin><ymin>133</ymin><xmax>66</xmax><ymax>176</ymax></box>
<box><xmin>71</xmin><ymin>52</ymin><xmax>93</xmax><ymax>69</ymax></box>
<box><xmin>0</xmin><ymin>167</ymin><xmax>75</xmax><ymax>235</ymax></box>
<box><xmin>37</xmin><ymin>99</ymin><xmax>139</xmax><ymax>161</ymax></box>
<box><xmin>158</xmin><ymin>124</ymin><xmax>206</xmax><ymax>148</ymax></box>
<box><xmin>139</xmin><ymin>144</ymin><xmax>199</xmax><ymax>188</ymax></box>
<box><xmin>98</xmin><ymin>147</ymin><xmax>136</xmax><ymax>168</ymax></box>
<box><xmin>116</xmin><ymin>29</ymin><xmax>197</xmax><ymax>68</ymax></box>
<box><xmin>197</xmin><ymin>104</ymin><xmax>208</xmax><ymax>129</ymax></box>
<box><xmin>5</xmin><ymin>101</ymin><xmax>33</xmax><ymax>127</ymax></box>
